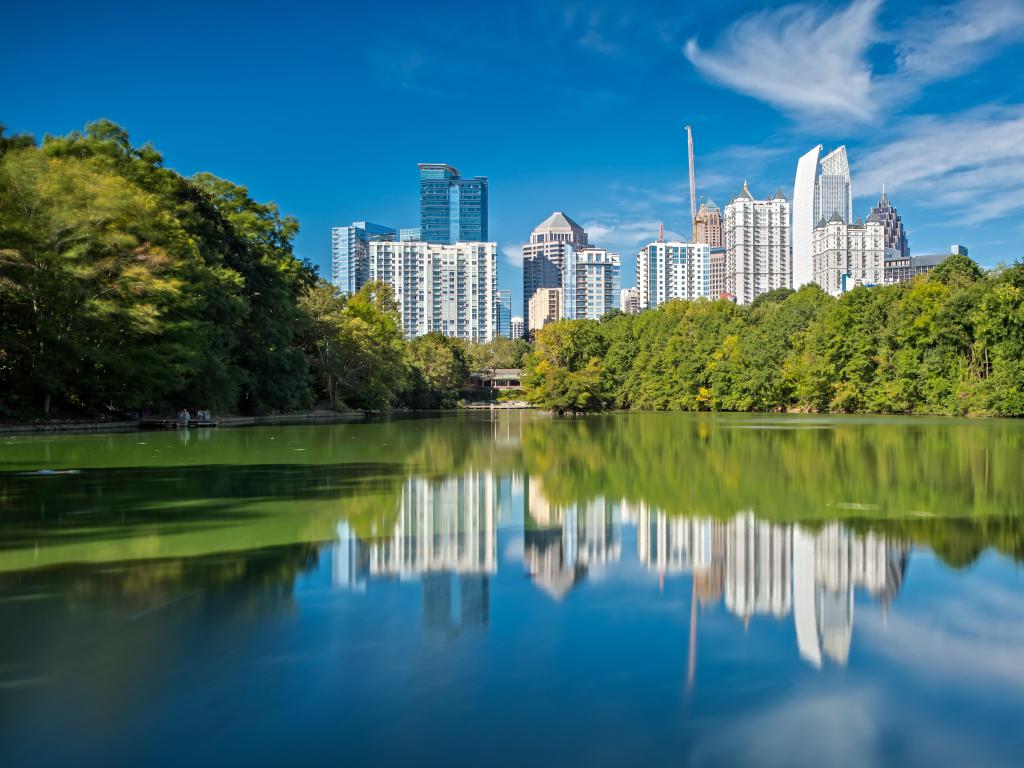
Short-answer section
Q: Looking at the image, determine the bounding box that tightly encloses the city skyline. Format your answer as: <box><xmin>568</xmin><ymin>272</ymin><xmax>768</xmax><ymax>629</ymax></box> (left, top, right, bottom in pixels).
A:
<box><xmin>6</xmin><ymin>0</ymin><xmax>1022</xmax><ymax>314</ymax></box>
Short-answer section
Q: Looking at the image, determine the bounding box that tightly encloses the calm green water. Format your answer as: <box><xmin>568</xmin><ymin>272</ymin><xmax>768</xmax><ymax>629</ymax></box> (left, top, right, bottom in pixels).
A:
<box><xmin>1</xmin><ymin>412</ymin><xmax>1023</xmax><ymax>767</ymax></box>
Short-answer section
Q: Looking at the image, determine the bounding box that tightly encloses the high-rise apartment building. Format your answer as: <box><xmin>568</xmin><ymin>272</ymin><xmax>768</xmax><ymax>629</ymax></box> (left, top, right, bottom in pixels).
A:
<box><xmin>418</xmin><ymin>163</ymin><xmax>488</xmax><ymax>244</ymax></box>
<box><xmin>522</xmin><ymin>212</ymin><xmax>589</xmax><ymax>330</ymax></box>
<box><xmin>496</xmin><ymin>290</ymin><xmax>512</xmax><ymax>338</ymax></box>
<box><xmin>563</xmin><ymin>248</ymin><xmax>621</xmax><ymax>321</ymax></box>
<box><xmin>331</xmin><ymin>222</ymin><xmax>396</xmax><ymax>294</ymax></box>
<box><xmin>369</xmin><ymin>240</ymin><xmax>497</xmax><ymax>342</ymax></box>
<box><xmin>793</xmin><ymin>145</ymin><xmax>852</xmax><ymax>287</ymax></box>
<box><xmin>723</xmin><ymin>183</ymin><xmax>791</xmax><ymax>305</ymax></box>
<box><xmin>510</xmin><ymin>316</ymin><xmax>524</xmax><ymax>340</ymax></box>
<box><xmin>636</xmin><ymin>241</ymin><xmax>711</xmax><ymax>309</ymax></box>
<box><xmin>528</xmin><ymin>287</ymin><xmax>563</xmax><ymax>336</ymax></box>
<box><xmin>620</xmin><ymin>287</ymin><xmax>640</xmax><ymax>315</ymax></box>
<box><xmin>694</xmin><ymin>199</ymin><xmax>723</xmax><ymax>248</ymax></box>
<box><xmin>869</xmin><ymin>187</ymin><xmax>908</xmax><ymax>258</ymax></box>
<box><xmin>811</xmin><ymin>213</ymin><xmax>884</xmax><ymax>295</ymax></box>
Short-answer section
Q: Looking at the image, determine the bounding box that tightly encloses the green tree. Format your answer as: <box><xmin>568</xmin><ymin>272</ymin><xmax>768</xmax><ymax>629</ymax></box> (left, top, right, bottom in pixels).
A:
<box><xmin>405</xmin><ymin>333</ymin><xmax>471</xmax><ymax>408</ymax></box>
<box><xmin>297</xmin><ymin>280</ymin><xmax>348</xmax><ymax>407</ymax></box>
<box><xmin>332</xmin><ymin>282</ymin><xmax>408</xmax><ymax>410</ymax></box>
<box><xmin>523</xmin><ymin>320</ymin><xmax>609</xmax><ymax>413</ymax></box>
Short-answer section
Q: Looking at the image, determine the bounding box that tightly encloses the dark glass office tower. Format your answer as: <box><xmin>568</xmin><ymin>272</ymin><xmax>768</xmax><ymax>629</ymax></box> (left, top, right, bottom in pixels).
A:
<box><xmin>870</xmin><ymin>187</ymin><xmax>909</xmax><ymax>258</ymax></box>
<box><xmin>418</xmin><ymin>163</ymin><xmax>488</xmax><ymax>243</ymax></box>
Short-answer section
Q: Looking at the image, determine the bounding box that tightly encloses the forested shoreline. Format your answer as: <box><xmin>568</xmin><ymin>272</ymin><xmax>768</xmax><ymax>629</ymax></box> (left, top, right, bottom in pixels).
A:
<box><xmin>3</xmin><ymin>120</ymin><xmax>1023</xmax><ymax>422</ymax></box>
<box><xmin>524</xmin><ymin>256</ymin><xmax>1024</xmax><ymax>416</ymax></box>
<box><xmin>0</xmin><ymin>121</ymin><xmax>524</xmax><ymax>421</ymax></box>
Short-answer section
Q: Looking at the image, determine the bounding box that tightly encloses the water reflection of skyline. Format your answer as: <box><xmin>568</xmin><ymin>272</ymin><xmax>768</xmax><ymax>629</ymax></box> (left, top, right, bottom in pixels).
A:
<box><xmin>333</xmin><ymin>471</ymin><xmax>908</xmax><ymax>667</ymax></box>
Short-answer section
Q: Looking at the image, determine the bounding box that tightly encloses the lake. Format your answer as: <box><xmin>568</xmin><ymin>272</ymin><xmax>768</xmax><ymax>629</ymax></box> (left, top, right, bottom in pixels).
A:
<box><xmin>1</xmin><ymin>412</ymin><xmax>1022</xmax><ymax>767</ymax></box>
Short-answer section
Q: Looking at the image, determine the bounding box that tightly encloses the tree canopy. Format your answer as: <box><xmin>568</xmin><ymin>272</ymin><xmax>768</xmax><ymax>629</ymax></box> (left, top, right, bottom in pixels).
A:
<box><xmin>523</xmin><ymin>261</ymin><xmax>1024</xmax><ymax>416</ymax></box>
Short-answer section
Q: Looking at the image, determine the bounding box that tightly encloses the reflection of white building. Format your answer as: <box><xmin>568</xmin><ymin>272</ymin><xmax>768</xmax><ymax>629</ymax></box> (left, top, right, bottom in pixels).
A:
<box><xmin>524</xmin><ymin>480</ymin><xmax>621</xmax><ymax>600</ymax></box>
<box><xmin>636</xmin><ymin>502</ymin><xmax>714</xmax><ymax>573</ymax></box>
<box><xmin>628</xmin><ymin>506</ymin><xmax>908</xmax><ymax>668</ymax></box>
<box><xmin>332</xmin><ymin>472</ymin><xmax>499</xmax><ymax>589</ymax></box>
<box><xmin>333</xmin><ymin>520</ymin><xmax>367</xmax><ymax>591</ymax></box>
<box><xmin>724</xmin><ymin>512</ymin><xmax>792</xmax><ymax>620</ymax></box>
<box><xmin>370</xmin><ymin>473</ymin><xmax>498</xmax><ymax>576</ymax></box>
<box><xmin>333</xmin><ymin>472</ymin><xmax>501</xmax><ymax>632</ymax></box>
<box><xmin>793</xmin><ymin>523</ymin><xmax>908</xmax><ymax>667</ymax></box>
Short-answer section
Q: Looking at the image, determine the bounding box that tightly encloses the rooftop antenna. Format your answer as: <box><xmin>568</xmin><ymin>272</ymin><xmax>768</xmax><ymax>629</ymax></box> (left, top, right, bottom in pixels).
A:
<box><xmin>685</xmin><ymin>125</ymin><xmax>697</xmax><ymax>241</ymax></box>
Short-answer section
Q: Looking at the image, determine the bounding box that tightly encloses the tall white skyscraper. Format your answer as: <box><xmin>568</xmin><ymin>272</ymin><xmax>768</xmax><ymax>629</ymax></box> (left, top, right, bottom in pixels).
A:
<box><xmin>636</xmin><ymin>241</ymin><xmax>710</xmax><ymax>309</ymax></box>
<box><xmin>369</xmin><ymin>240</ymin><xmax>497</xmax><ymax>342</ymax></box>
<box><xmin>724</xmin><ymin>182</ymin><xmax>791</xmax><ymax>305</ymax></box>
<box><xmin>793</xmin><ymin>145</ymin><xmax>852</xmax><ymax>287</ymax></box>
<box><xmin>563</xmin><ymin>247</ymin><xmax>621</xmax><ymax>320</ymax></box>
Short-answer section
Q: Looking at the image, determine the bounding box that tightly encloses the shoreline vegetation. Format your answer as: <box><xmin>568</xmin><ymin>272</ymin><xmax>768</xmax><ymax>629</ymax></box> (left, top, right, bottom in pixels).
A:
<box><xmin>2</xmin><ymin>120</ymin><xmax>1023</xmax><ymax>423</ymax></box>
<box><xmin>523</xmin><ymin>261</ymin><xmax>1024</xmax><ymax>417</ymax></box>
<box><xmin>0</xmin><ymin>121</ymin><xmax>527</xmax><ymax>423</ymax></box>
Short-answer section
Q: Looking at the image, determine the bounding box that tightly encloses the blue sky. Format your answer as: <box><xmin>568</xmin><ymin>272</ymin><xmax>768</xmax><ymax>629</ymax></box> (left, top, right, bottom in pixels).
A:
<box><xmin>5</xmin><ymin>0</ymin><xmax>1024</xmax><ymax>311</ymax></box>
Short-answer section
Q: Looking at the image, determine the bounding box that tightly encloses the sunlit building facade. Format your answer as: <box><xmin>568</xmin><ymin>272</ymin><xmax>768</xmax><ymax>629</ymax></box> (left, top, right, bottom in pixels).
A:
<box><xmin>369</xmin><ymin>240</ymin><xmax>497</xmax><ymax>341</ymax></box>
<box><xmin>522</xmin><ymin>212</ymin><xmax>589</xmax><ymax>330</ymax></box>
<box><xmin>793</xmin><ymin>145</ymin><xmax>852</xmax><ymax>287</ymax></box>
<box><xmin>636</xmin><ymin>241</ymin><xmax>710</xmax><ymax>309</ymax></box>
<box><xmin>724</xmin><ymin>183</ymin><xmax>791</xmax><ymax>305</ymax></box>
<box><xmin>811</xmin><ymin>214</ymin><xmax>885</xmax><ymax>295</ymax></box>
<box><xmin>563</xmin><ymin>247</ymin><xmax>621</xmax><ymax>320</ymax></box>
<box><xmin>528</xmin><ymin>287</ymin><xmax>562</xmax><ymax>335</ymax></box>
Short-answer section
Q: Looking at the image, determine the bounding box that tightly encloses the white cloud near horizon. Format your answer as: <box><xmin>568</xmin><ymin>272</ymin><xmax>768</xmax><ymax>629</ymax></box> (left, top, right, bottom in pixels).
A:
<box><xmin>684</xmin><ymin>0</ymin><xmax>1024</xmax><ymax>123</ymax></box>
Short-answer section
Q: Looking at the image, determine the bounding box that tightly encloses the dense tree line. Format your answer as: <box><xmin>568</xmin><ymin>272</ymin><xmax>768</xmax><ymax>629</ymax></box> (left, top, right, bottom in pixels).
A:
<box><xmin>524</xmin><ymin>255</ymin><xmax>1024</xmax><ymax>416</ymax></box>
<box><xmin>0</xmin><ymin>121</ymin><xmax>527</xmax><ymax>419</ymax></box>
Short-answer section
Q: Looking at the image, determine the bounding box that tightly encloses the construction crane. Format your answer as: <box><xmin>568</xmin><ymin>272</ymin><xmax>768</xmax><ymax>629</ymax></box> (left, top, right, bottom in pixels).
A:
<box><xmin>685</xmin><ymin>125</ymin><xmax>697</xmax><ymax>241</ymax></box>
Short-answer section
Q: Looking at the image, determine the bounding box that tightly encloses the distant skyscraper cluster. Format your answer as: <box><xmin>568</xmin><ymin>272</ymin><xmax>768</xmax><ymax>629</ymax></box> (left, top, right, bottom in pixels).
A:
<box><xmin>332</xmin><ymin>162</ymin><xmax>522</xmax><ymax>343</ymax></box>
<box><xmin>333</xmin><ymin>133</ymin><xmax>963</xmax><ymax>335</ymax></box>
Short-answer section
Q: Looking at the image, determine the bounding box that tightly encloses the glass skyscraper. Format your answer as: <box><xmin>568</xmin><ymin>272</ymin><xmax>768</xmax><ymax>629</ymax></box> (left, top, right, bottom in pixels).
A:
<box><xmin>418</xmin><ymin>163</ymin><xmax>488</xmax><ymax>244</ymax></box>
<box><xmin>331</xmin><ymin>221</ymin><xmax>396</xmax><ymax>294</ymax></box>
<box><xmin>793</xmin><ymin>145</ymin><xmax>852</xmax><ymax>287</ymax></box>
<box><xmin>496</xmin><ymin>290</ymin><xmax>512</xmax><ymax>338</ymax></box>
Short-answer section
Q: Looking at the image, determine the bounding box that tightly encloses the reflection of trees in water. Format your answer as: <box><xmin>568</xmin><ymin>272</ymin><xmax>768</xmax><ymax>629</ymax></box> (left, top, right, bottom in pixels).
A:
<box><xmin>0</xmin><ymin>543</ymin><xmax>321</xmax><ymax>694</ymax></box>
<box><xmin>515</xmin><ymin>414</ymin><xmax>1024</xmax><ymax>566</ymax></box>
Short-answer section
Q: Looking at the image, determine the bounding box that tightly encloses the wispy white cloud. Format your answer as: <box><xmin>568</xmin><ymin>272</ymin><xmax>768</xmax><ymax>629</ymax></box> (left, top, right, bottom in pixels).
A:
<box><xmin>893</xmin><ymin>0</ymin><xmax>1024</xmax><ymax>81</ymax></box>
<box><xmin>855</xmin><ymin>104</ymin><xmax>1024</xmax><ymax>224</ymax></box>
<box><xmin>502</xmin><ymin>244</ymin><xmax>525</xmax><ymax>268</ymax></box>
<box><xmin>856</xmin><ymin>577</ymin><xmax>1024</xmax><ymax>690</ymax></box>
<box><xmin>685</xmin><ymin>0</ymin><xmax>1024</xmax><ymax>122</ymax></box>
<box><xmin>684</xmin><ymin>0</ymin><xmax>881</xmax><ymax>121</ymax></box>
<box><xmin>583</xmin><ymin>216</ymin><xmax>684</xmax><ymax>254</ymax></box>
